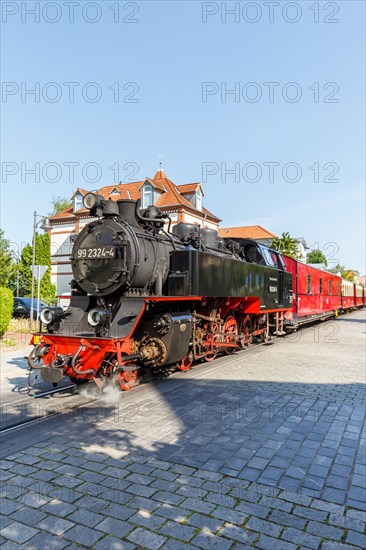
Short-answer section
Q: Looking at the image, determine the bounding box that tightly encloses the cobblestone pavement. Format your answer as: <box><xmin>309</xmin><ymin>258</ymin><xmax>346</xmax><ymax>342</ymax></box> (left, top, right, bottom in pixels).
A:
<box><xmin>0</xmin><ymin>310</ymin><xmax>365</xmax><ymax>549</ymax></box>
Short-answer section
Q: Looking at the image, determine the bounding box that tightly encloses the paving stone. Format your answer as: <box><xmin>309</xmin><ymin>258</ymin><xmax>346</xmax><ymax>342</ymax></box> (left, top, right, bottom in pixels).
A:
<box><xmin>0</xmin><ymin>499</ymin><xmax>22</xmax><ymax>516</ymax></box>
<box><xmin>128</xmin><ymin>495</ymin><xmax>160</xmax><ymax>512</ymax></box>
<box><xmin>151</xmin><ymin>469</ymin><xmax>178</xmax><ymax>482</ymax></box>
<box><xmin>191</xmin><ymin>531</ymin><xmax>232</xmax><ymax>550</ymax></box>
<box><xmin>162</xmin><ymin>540</ymin><xmax>196</xmax><ymax>550</ymax></box>
<box><xmin>329</xmin><ymin>512</ymin><xmax>365</xmax><ymax>533</ymax></box>
<box><xmin>64</xmin><ymin>524</ymin><xmax>104</xmax><ymax>546</ymax></box>
<box><xmin>159</xmin><ymin>520</ymin><xmax>197</xmax><ymax>542</ymax></box>
<box><xmin>171</xmin><ymin>465</ymin><xmax>196</xmax><ymax>476</ymax></box>
<box><xmin>38</xmin><ymin>515</ymin><xmax>74</xmax><ymax>536</ymax></box>
<box><xmin>96</xmin><ymin>516</ymin><xmax>134</xmax><ymax>538</ymax></box>
<box><xmin>293</xmin><ymin>505</ymin><xmax>327</xmax><ymax>522</ymax></box>
<box><xmin>181</xmin><ymin>497</ymin><xmax>215</xmax><ymax>514</ymax></box>
<box><xmin>346</xmin><ymin>530</ymin><xmax>366</xmax><ymax>547</ymax></box>
<box><xmin>346</xmin><ymin>509</ymin><xmax>366</xmax><ymax>522</ymax></box>
<box><xmin>212</xmin><ymin>505</ymin><xmax>247</xmax><ymax>525</ymax></box>
<box><xmin>73</xmin><ymin>495</ymin><xmax>107</xmax><ymax>512</ymax></box>
<box><xmin>67</xmin><ymin>508</ymin><xmax>105</xmax><ymax>527</ymax></box>
<box><xmin>256</xmin><ymin>534</ymin><xmax>297</xmax><ymax>550</ymax></box>
<box><xmin>205</xmin><ymin>490</ymin><xmax>236</xmax><ymax>507</ymax></box>
<box><xmin>101</xmin><ymin>503</ymin><xmax>136</xmax><ymax>520</ymax></box>
<box><xmin>245</xmin><ymin>516</ymin><xmax>282</xmax><ymax>538</ymax></box>
<box><xmin>193</xmin><ymin>469</ymin><xmax>223</xmax><ymax>481</ymax></box>
<box><xmin>125</xmin><ymin>483</ymin><xmax>157</xmax><ymax>498</ymax></box>
<box><xmin>127</xmin><ymin>527</ymin><xmax>167</xmax><ymax>549</ymax></box>
<box><xmin>310</xmin><ymin>499</ymin><xmax>345</xmax><ymax>515</ymax></box>
<box><xmin>10</xmin><ymin>506</ymin><xmax>47</xmax><ymax>526</ymax></box>
<box><xmin>130</xmin><ymin>510</ymin><xmax>165</xmax><ymax>530</ymax></box>
<box><xmin>282</xmin><ymin>527</ymin><xmax>321</xmax><ymax>549</ymax></box>
<box><xmin>93</xmin><ymin>535</ymin><xmax>135</xmax><ymax>549</ymax></box>
<box><xmin>27</xmin><ymin>532</ymin><xmax>69</xmax><ymax>549</ymax></box>
<box><xmin>270</xmin><ymin>509</ymin><xmax>306</xmax><ymax>529</ymax></box>
<box><xmin>155</xmin><ymin>503</ymin><xmax>190</xmax><ymax>522</ymax></box>
<box><xmin>0</xmin><ymin>521</ymin><xmax>38</xmax><ymax>544</ymax></box>
<box><xmin>41</xmin><ymin>498</ymin><xmax>77</xmax><ymax>518</ymax></box>
<box><xmin>322</xmin><ymin>543</ymin><xmax>356</xmax><ymax>550</ymax></box>
<box><xmin>259</xmin><ymin>496</ymin><xmax>292</xmax><ymax>512</ymax></box>
<box><xmin>187</xmin><ymin>512</ymin><xmax>223</xmax><ymax>532</ymax></box>
<box><xmin>220</xmin><ymin>523</ymin><xmax>258</xmax><ymax>545</ymax></box>
<box><xmin>307</xmin><ymin>520</ymin><xmax>343</xmax><ymax>540</ymax></box>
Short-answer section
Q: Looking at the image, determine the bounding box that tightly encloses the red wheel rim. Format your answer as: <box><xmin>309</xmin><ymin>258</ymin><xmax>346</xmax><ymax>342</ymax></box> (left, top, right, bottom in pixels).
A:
<box><xmin>203</xmin><ymin>322</ymin><xmax>220</xmax><ymax>362</ymax></box>
<box><xmin>224</xmin><ymin>315</ymin><xmax>238</xmax><ymax>354</ymax></box>
<box><xmin>177</xmin><ymin>356</ymin><xmax>192</xmax><ymax>371</ymax></box>
<box><xmin>118</xmin><ymin>369</ymin><xmax>138</xmax><ymax>391</ymax></box>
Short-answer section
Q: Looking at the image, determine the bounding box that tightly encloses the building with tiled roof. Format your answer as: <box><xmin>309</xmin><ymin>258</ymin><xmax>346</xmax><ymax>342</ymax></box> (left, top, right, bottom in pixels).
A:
<box><xmin>50</xmin><ymin>169</ymin><xmax>221</xmax><ymax>297</ymax></box>
<box><xmin>218</xmin><ymin>225</ymin><xmax>276</xmax><ymax>242</ymax></box>
<box><xmin>219</xmin><ymin>226</ymin><xmax>308</xmax><ymax>262</ymax></box>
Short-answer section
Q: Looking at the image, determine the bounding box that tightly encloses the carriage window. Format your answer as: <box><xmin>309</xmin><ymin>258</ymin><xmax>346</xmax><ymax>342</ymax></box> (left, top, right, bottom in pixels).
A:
<box><xmin>328</xmin><ymin>280</ymin><xmax>332</xmax><ymax>295</ymax></box>
<box><xmin>337</xmin><ymin>282</ymin><xmax>341</xmax><ymax>295</ymax></box>
<box><xmin>319</xmin><ymin>278</ymin><xmax>323</xmax><ymax>293</ymax></box>
<box><xmin>307</xmin><ymin>274</ymin><xmax>311</xmax><ymax>294</ymax></box>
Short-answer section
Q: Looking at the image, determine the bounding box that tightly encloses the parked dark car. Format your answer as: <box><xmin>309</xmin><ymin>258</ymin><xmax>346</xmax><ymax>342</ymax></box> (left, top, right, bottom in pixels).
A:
<box><xmin>13</xmin><ymin>298</ymin><xmax>49</xmax><ymax>319</ymax></box>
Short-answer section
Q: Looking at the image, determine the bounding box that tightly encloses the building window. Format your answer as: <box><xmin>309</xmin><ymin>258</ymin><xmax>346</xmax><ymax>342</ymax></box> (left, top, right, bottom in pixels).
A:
<box><xmin>74</xmin><ymin>193</ymin><xmax>83</xmax><ymax>211</ymax></box>
<box><xmin>328</xmin><ymin>280</ymin><xmax>332</xmax><ymax>295</ymax></box>
<box><xmin>196</xmin><ymin>188</ymin><xmax>202</xmax><ymax>211</ymax></box>
<box><xmin>307</xmin><ymin>274</ymin><xmax>311</xmax><ymax>294</ymax></box>
<box><xmin>142</xmin><ymin>183</ymin><xmax>153</xmax><ymax>208</ymax></box>
<box><xmin>319</xmin><ymin>278</ymin><xmax>323</xmax><ymax>293</ymax></box>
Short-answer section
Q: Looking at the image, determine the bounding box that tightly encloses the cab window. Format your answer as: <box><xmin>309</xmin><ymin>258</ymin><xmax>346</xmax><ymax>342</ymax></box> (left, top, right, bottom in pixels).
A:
<box><xmin>319</xmin><ymin>278</ymin><xmax>323</xmax><ymax>293</ymax></box>
<box><xmin>328</xmin><ymin>280</ymin><xmax>332</xmax><ymax>295</ymax></box>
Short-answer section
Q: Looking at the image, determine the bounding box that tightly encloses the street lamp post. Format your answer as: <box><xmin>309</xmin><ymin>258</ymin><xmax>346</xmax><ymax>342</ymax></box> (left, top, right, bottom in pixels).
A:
<box><xmin>29</xmin><ymin>211</ymin><xmax>51</xmax><ymax>329</ymax></box>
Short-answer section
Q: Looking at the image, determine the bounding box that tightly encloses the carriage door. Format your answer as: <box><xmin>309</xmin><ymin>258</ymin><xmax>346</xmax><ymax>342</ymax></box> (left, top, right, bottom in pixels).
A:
<box><xmin>319</xmin><ymin>277</ymin><xmax>323</xmax><ymax>311</ymax></box>
<box><xmin>272</xmin><ymin>251</ymin><xmax>284</xmax><ymax>306</ymax></box>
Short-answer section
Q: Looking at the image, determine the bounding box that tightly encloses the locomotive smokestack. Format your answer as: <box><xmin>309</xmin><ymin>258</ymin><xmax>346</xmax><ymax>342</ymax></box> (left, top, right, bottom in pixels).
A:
<box><xmin>117</xmin><ymin>199</ymin><xmax>138</xmax><ymax>226</ymax></box>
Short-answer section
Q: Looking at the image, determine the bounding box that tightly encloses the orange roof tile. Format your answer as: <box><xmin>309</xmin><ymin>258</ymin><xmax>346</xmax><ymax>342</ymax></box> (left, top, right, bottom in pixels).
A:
<box><xmin>50</xmin><ymin>171</ymin><xmax>220</xmax><ymax>223</ymax></box>
<box><xmin>218</xmin><ymin>225</ymin><xmax>276</xmax><ymax>239</ymax></box>
<box><xmin>177</xmin><ymin>183</ymin><xmax>202</xmax><ymax>195</ymax></box>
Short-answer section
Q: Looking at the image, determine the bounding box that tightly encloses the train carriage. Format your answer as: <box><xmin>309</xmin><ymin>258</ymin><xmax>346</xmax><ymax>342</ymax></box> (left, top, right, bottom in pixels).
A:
<box><xmin>283</xmin><ymin>257</ymin><xmax>342</xmax><ymax>328</ymax></box>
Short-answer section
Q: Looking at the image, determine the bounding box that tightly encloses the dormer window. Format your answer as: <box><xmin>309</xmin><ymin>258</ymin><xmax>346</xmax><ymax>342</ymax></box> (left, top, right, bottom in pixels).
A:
<box><xmin>111</xmin><ymin>188</ymin><xmax>119</xmax><ymax>195</ymax></box>
<box><xmin>142</xmin><ymin>183</ymin><xmax>153</xmax><ymax>208</ymax></box>
<box><xmin>196</xmin><ymin>188</ymin><xmax>203</xmax><ymax>211</ymax></box>
<box><xmin>74</xmin><ymin>193</ymin><xmax>83</xmax><ymax>211</ymax></box>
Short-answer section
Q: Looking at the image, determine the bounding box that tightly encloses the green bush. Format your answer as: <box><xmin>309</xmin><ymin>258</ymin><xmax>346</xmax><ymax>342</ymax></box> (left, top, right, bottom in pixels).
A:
<box><xmin>0</xmin><ymin>287</ymin><xmax>13</xmax><ymax>337</ymax></box>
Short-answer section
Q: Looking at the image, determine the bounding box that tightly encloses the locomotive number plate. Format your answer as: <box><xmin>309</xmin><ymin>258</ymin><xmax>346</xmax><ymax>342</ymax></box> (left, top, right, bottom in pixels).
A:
<box><xmin>76</xmin><ymin>246</ymin><xmax>116</xmax><ymax>259</ymax></box>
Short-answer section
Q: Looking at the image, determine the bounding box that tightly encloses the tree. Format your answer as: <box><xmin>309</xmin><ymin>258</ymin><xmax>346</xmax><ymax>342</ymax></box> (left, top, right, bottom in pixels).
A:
<box><xmin>8</xmin><ymin>234</ymin><xmax>56</xmax><ymax>303</ymax></box>
<box><xmin>35</xmin><ymin>232</ymin><xmax>56</xmax><ymax>303</ymax></box>
<box><xmin>271</xmin><ymin>232</ymin><xmax>300</xmax><ymax>260</ymax></box>
<box><xmin>328</xmin><ymin>263</ymin><xmax>359</xmax><ymax>282</ymax></box>
<box><xmin>0</xmin><ymin>229</ymin><xmax>15</xmax><ymax>286</ymax></box>
<box><xmin>307</xmin><ymin>249</ymin><xmax>328</xmax><ymax>267</ymax></box>
<box><xmin>50</xmin><ymin>196</ymin><xmax>72</xmax><ymax>216</ymax></box>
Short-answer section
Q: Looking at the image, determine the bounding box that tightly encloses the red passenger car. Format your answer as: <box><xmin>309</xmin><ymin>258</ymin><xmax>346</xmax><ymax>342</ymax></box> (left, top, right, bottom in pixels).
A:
<box><xmin>284</xmin><ymin>257</ymin><xmax>342</xmax><ymax>328</ymax></box>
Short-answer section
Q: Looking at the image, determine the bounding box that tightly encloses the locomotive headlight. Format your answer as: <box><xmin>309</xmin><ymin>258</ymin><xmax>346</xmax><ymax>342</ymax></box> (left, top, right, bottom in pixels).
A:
<box><xmin>40</xmin><ymin>307</ymin><xmax>65</xmax><ymax>325</ymax></box>
<box><xmin>88</xmin><ymin>308</ymin><xmax>110</xmax><ymax>327</ymax></box>
<box><xmin>83</xmin><ymin>193</ymin><xmax>104</xmax><ymax>211</ymax></box>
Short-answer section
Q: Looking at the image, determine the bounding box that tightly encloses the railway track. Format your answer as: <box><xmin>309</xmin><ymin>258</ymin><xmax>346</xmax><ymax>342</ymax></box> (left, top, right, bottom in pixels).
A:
<box><xmin>0</xmin><ymin>336</ymin><xmax>279</xmax><ymax>434</ymax></box>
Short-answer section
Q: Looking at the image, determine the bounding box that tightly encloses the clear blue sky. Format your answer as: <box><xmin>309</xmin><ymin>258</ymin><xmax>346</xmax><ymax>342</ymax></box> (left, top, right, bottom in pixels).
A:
<box><xmin>1</xmin><ymin>0</ymin><xmax>365</xmax><ymax>273</ymax></box>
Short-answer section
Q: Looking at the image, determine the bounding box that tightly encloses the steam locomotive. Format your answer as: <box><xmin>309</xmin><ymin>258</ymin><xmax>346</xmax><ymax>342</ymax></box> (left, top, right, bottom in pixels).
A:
<box><xmin>28</xmin><ymin>194</ymin><xmax>293</xmax><ymax>390</ymax></box>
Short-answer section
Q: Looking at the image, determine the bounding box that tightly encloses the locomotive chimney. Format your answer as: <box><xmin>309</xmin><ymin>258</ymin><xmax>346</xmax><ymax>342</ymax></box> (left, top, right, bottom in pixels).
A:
<box><xmin>117</xmin><ymin>199</ymin><xmax>138</xmax><ymax>226</ymax></box>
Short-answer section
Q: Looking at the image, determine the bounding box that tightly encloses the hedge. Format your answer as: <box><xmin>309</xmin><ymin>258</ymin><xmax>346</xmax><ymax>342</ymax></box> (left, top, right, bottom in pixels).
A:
<box><xmin>0</xmin><ymin>287</ymin><xmax>13</xmax><ymax>337</ymax></box>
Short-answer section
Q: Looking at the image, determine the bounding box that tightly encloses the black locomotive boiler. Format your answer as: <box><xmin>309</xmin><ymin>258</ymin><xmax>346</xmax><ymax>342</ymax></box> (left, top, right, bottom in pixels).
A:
<box><xmin>29</xmin><ymin>194</ymin><xmax>292</xmax><ymax>390</ymax></box>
